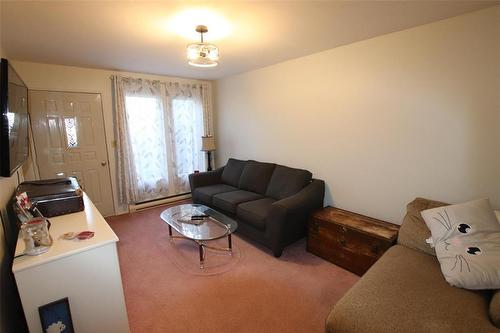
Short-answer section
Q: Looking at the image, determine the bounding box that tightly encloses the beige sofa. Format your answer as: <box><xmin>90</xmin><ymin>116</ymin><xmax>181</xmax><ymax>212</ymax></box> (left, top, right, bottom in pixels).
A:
<box><xmin>326</xmin><ymin>198</ymin><xmax>500</xmax><ymax>332</ymax></box>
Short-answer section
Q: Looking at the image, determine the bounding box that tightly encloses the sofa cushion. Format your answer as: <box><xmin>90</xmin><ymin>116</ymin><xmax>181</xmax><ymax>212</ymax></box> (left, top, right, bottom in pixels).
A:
<box><xmin>326</xmin><ymin>245</ymin><xmax>494</xmax><ymax>333</ymax></box>
<box><xmin>237</xmin><ymin>198</ymin><xmax>277</xmax><ymax>230</ymax></box>
<box><xmin>221</xmin><ymin>158</ymin><xmax>247</xmax><ymax>187</ymax></box>
<box><xmin>265</xmin><ymin>165</ymin><xmax>312</xmax><ymax>200</ymax></box>
<box><xmin>212</xmin><ymin>190</ymin><xmax>263</xmax><ymax>214</ymax></box>
<box><xmin>491</xmin><ymin>290</ymin><xmax>500</xmax><ymax>328</ymax></box>
<box><xmin>397</xmin><ymin>197</ymin><xmax>448</xmax><ymax>256</ymax></box>
<box><xmin>193</xmin><ymin>184</ymin><xmax>238</xmax><ymax>205</ymax></box>
<box><xmin>238</xmin><ymin>160</ymin><xmax>276</xmax><ymax>194</ymax></box>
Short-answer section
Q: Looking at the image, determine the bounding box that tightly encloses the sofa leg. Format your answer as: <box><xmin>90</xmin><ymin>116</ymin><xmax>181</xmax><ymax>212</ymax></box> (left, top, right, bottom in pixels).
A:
<box><xmin>273</xmin><ymin>249</ymin><xmax>283</xmax><ymax>258</ymax></box>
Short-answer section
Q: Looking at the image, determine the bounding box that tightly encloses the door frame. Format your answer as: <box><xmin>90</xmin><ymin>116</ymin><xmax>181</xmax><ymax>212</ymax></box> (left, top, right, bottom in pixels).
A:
<box><xmin>29</xmin><ymin>89</ymin><xmax>116</xmax><ymax>216</ymax></box>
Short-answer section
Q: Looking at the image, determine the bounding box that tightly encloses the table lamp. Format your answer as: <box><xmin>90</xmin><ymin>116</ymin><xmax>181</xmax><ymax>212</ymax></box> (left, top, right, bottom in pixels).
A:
<box><xmin>201</xmin><ymin>136</ymin><xmax>216</xmax><ymax>171</ymax></box>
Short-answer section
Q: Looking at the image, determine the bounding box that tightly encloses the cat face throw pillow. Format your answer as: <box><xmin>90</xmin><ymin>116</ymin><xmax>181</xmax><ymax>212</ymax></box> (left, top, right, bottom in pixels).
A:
<box><xmin>421</xmin><ymin>198</ymin><xmax>500</xmax><ymax>290</ymax></box>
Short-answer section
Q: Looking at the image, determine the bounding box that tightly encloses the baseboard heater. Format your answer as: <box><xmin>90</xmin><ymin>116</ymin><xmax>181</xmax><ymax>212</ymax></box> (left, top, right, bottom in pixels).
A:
<box><xmin>128</xmin><ymin>193</ymin><xmax>192</xmax><ymax>212</ymax></box>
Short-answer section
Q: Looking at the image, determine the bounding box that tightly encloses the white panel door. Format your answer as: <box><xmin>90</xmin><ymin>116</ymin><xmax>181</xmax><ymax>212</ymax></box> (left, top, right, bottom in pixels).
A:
<box><xmin>29</xmin><ymin>90</ymin><xmax>115</xmax><ymax>216</ymax></box>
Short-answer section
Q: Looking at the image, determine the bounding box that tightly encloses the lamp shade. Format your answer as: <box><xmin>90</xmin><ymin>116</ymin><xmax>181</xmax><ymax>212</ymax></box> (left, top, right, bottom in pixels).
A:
<box><xmin>201</xmin><ymin>136</ymin><xmax>216</xmax><ymax>151</ymax></box>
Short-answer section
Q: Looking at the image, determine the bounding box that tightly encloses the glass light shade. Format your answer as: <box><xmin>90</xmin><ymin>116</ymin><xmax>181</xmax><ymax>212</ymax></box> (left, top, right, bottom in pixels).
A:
<box><xmin>187</xmin><ymin>42</ymin><xmax>219</xmax><ymax>67</ymax></box>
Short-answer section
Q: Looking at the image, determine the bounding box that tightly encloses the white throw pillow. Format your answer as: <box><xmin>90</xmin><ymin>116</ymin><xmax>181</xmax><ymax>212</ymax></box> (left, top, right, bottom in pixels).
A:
<box><xmin>496</xmin><ymin>210</ymin><xmax>500</xmax><ymax>222</ymax></box>
<box><xmin>421</xmin><ymin>198</ymin><xmax>500</xmax><ymax>290</ymax></box>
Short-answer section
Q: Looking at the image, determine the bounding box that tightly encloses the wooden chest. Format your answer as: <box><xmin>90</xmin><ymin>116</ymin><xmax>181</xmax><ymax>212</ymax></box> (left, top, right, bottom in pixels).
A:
<box><xmin>307</xmin><ymin>207</ymin><xmax>399</xmax><ymax>275</ymax></box>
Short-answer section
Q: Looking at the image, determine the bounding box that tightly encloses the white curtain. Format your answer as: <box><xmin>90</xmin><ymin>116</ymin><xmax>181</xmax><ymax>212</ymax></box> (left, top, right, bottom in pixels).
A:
<box><xmin>113</xmin><ymin>76</ymin><xmax>213</xmax><ymax>204</ymax></box>
<box><xmin>164</xmin><ymin>82</ymin><xmax>207</xmax><ymax>194</ymax></box>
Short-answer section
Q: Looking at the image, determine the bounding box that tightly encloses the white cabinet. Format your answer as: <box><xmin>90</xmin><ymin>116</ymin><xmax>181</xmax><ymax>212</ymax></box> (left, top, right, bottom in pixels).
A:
<box><xmin>13</xmin><ymin>194</ymin><xmax>130</xmax><ymax>333</ymax></box>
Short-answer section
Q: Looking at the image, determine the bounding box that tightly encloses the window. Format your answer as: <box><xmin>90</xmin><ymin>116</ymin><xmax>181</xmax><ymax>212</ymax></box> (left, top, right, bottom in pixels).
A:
<box><xmin>171</xmin><ymin>98</ymin><xmax>202</xmax><ymax>182</ymax></box>
<box><xmin>64</xmin><ymin>117</ymin><xmax>78</xmax><ymax>148</ymax></box>
<box><xmin>125</xmin><ymin>96</ymin><xmax>169</xmax><ymax>198</ymax></box>
<box><xmin>114</xmin><ymin>76</ymin><xmax>210</xmax><ymax>204</ymax></box>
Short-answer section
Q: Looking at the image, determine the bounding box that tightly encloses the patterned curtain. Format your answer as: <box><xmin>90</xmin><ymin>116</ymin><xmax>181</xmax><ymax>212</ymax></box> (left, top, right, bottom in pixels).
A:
<box><xmin>201</xmin><ymin>83</ymin><xmax>215</xmax><ymax>169</ymax></box>
<box><xmin>113</xmin><ymin>76</ymin><xmax>213</xmax><ymax>204</ymax></box>
<box><xmin>163</xmin><ymin>82</ymin><xmax>208</xmax><ymax>194</ymax></box>
<box><xmin>113</xmin><ymin>76</ymin><xmax>169</xmax><ymax>203</ymax></box>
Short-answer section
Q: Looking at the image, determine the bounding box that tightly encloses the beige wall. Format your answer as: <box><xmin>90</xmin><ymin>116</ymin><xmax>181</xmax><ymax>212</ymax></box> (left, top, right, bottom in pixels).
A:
<box><xmin>10</xmin><ymin>61</ymin><xmax>211</xmax><ymax>215</ymax></box>
<box><xmin>1</xmin><ymin>17</ymin><xmax>26</xmax><ymax>332</ymax></box>
<box><xmin>215</xmin><ymin>6</ymin><xmax>500</xmax><ymax>224</ymax></box>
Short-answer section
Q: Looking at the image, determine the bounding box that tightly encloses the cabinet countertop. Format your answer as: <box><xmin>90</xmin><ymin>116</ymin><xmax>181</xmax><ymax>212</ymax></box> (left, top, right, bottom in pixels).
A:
<box><xmin>13</xmin><ymin>193</ymin><xmax>119</xmax><ymax>273</ymax></box>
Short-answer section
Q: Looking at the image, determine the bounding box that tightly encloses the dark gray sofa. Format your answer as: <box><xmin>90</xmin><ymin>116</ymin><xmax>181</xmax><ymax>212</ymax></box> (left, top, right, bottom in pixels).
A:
<box><xmin>189</xmin><ymin>158</ymin><xmax>325</xmax><ymax>257</ymax></box>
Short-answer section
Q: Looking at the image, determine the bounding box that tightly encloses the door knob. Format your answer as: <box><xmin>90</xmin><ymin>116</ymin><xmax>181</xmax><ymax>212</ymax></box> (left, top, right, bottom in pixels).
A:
<box><xmin>101</xmin><ymin>161</ymin><xmax>107</xmax><ymax>166</ymax></box>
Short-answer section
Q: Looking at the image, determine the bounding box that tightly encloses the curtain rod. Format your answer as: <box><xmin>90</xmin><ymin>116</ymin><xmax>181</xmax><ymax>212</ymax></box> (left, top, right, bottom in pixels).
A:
<box><xmin>109</xmin><ymin>74</ymin><xmax>209</xmax><ymax>88</ymax></box>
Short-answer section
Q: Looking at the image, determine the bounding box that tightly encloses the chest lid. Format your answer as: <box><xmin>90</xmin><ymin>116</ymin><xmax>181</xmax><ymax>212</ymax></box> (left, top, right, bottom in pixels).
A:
<box><xmin>312</xmin><ymin>206</ymin><xmax>399</xmax><ymax>241</ymax></box>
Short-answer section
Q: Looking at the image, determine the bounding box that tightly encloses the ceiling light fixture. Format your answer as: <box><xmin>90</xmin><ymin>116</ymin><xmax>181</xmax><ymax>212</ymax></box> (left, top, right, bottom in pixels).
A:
<box><xmin>187</xmin><ymin>25</ymin><xmax>219</xmax><ymax>68</ymax></box>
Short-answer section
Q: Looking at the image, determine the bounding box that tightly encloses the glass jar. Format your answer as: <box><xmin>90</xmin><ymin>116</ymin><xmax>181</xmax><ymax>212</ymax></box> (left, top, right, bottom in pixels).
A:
<box><xmin>21</xmin><ymin>217</ymin><xmax>53</xmax><ymax>255</ymax></box>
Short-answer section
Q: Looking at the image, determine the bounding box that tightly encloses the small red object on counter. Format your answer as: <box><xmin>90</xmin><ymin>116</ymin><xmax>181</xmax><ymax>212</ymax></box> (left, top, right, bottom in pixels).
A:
<box><xmin>76</xmin><ymin>231</ymin><xmax>95</xmax><ymax>240</ymax></box>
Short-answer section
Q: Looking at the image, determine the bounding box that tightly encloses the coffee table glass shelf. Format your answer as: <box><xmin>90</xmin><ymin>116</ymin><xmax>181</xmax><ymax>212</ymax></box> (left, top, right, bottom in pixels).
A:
<box><xmin>160</xmin><ymin>204</ymin><xmax>238</xmax><ymax>269</ymax></box>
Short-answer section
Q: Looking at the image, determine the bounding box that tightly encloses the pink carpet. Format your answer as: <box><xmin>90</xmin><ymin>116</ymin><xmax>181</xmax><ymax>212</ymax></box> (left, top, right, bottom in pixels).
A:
<box><xmin>106</xmin><ymin>202</ymin><xmax>359</xmax><ymax>333</ymax></box>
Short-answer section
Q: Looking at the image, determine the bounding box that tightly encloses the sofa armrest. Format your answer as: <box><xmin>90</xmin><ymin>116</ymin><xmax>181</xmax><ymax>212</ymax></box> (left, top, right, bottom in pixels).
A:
<box><xmin>273</xmin><ymin>179</ymin><xmax>325</xmax><ymax>213</ymax></box>
<box><xmin>265</xmin><ymin>179</ymin><xmax>325</xmax><ymax>256</ymax></box>
<box><xmin>188</xmin><ymin>167</ymin><xmax>224</xmax><ymax>191</ymax></box>
<box><xmin>491</xmin><ymin>290</ymin><xmax>500</xmax><ymax>328</ymax></box>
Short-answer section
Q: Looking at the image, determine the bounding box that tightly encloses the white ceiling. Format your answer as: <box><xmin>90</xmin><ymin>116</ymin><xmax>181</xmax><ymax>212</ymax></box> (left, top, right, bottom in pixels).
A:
<box><xmin>1</xmin><ymin>1</ymin><xmax>498</xmax><ymax>80</ymax></box>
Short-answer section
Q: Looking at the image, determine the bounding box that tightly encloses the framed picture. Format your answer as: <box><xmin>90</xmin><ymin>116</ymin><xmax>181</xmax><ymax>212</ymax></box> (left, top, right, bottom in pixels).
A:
<box><xmin>38</xmin><ymin>297</ymin><xmax>74</xmax><ymax>333</ymax></box>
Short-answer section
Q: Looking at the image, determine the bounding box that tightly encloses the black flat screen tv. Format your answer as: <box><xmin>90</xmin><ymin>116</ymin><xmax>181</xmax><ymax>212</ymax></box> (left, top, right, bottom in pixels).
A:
<box><xmin>0</xmin><ymin>58</ymin><xmax>29</xmax><ymax>177</ymax></box>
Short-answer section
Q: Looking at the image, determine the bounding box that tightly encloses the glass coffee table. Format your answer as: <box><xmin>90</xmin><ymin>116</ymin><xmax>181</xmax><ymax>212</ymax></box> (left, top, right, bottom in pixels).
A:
<box><xmin>160</xmin><ymin>204</ymin><xmax>238</xmax><ymax>269</ymax></box>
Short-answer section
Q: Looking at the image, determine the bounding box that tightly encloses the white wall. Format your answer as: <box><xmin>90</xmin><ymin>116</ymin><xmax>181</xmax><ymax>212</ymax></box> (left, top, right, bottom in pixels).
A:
<box><xmin>10</xmin><ymin>62</ymin><xmax>211</xmax><ymax>215</ymax></box>
<box><xmin>215</xmin><ymin>6</ymin><xmax>500</xmax><ymax>224</ymax></box>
